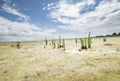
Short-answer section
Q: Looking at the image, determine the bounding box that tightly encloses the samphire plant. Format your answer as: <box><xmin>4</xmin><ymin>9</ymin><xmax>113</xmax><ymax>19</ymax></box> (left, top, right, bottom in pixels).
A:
<box><xmin>88</xmin><ymin>32</ymin><xmax>91</xmax><ymax>48</ymax></box>
<box><xmin>17</xmin><ymin>41</ymin><xmax>21</xmax><ymax>49</ymax></box>
<box><xmin>45</xmin><ymin>37</ymin><xmax>48</xmax><ymax>45</ymax></box>
<box><xmin>103</xmin><ymin>37</ymin><xmax>106</xmax><ymax>42</ymax></box>
<box><xmin>57</xmin><ymin>36</ymin><xmax>66</xmax><ymax>51</ymax></box>
<box><xmin>52</xmin><ymin>40</ymin><xmax>56</xmax><ymax>49</ymax></box>
<box><xmin>84</xmin><ymin>38</ymin><xmax>87</xmax><ymax>49</ymax></box>
<box><xmin>63</xmin><ymin>39</ymin><xmax>65</xmax><ymax>51</ymax></box>
<box><xmin>80</xmin><ymin>32</ymin><xmax>92</xmax><ymax>50</ymax></box>
<box><xmin>58</xmin><ymin>36</ymin><xmax>62</xmax><ymax>48</ymax></box>
<box><xmin>80</xmin><ymin>38</ymin><xmax>87</xmax><ymax>50</ymax></box>
<box><xmin>80</xmin><ymin>38</ymin><xmax>84</xmax><ymax>49</ymax></box>
<box><xmin>75</xmin><ymin>38</ymin><xmax>78</xmax><ymax>44</ymax></box>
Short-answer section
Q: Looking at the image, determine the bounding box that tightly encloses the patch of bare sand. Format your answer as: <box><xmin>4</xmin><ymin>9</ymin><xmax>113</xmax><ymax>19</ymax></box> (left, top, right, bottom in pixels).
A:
<box><xmin>0</xmin><ymin>37</ymin><xmax>120</xmax><ymax>81</ymax></box>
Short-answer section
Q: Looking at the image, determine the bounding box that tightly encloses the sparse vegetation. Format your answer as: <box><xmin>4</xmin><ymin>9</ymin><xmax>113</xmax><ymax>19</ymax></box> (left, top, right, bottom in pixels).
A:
<box><xmin>88</xmin><ymin>32</ymin><xmax>91</xmax><ymax>48</ymax></box>
<box><xmin>63</xmin><ymin>39</ymin><xmax>65</xmax><ymax>51</ymax></box>
<box><xmin>80</xmin><ymin>33</ymin><xmax>91</xmax><ymax>50</ymax></box>
<box><xmin>0</xmin><ymin>36</ymin><xmax>120</xmax><ymax>81</ymax></box>
<box><xmin>75</xmin><ymin>38</ymin><xmax>77</xmax><ymax>44</ymax></box>
<box><xmin>103</xmin><ymin>37</ymin><xmax>106</xmax><ymax>42</ymax></box>
<box><xmin>52</xmin><ymin>40</ymin><xmax>56</xmax><ymax>49</ymax></box>
<box><xmin>84</xmin><ymin>38</ymin><xmax>87</xmax><ymax>49</ymax></box>
<box><xmin>58</xmin><ymin>36</ymin><xmax>61</xmax><ymax>48</ymax></box>
<box><xmin>16</xmin><ymin>41</ymin><xmax>21</xmax><ymax>49</ymax></box>
<box><xmin>45</xmin><ymin>37</ymin><xmax>48</xmax><ymax>45</ymax></box>
<box><xmin>80</xmin><ymin>38</ymin><xmax>84</xmax><ymax>49</ymax></box>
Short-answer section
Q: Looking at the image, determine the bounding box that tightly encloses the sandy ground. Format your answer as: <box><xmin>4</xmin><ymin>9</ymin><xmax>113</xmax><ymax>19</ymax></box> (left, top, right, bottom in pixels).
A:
<box><xmin>0</xmin><ymin>37</ymin><xmax>120</xmax><ymax>81</ymax></box>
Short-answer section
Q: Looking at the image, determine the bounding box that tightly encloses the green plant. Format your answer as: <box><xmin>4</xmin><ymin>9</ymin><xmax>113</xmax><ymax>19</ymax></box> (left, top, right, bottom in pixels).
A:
<box><xmin>63</xmin><ymin>39</ymin><xmax>65</xmax><ymax>51</ymax></box>
<box><xmin>80</xmin><ymin>38</ymin><xmax>84</xmax><ymax>49</ymax></box>
<box><xmin>80</xmin><ymin>32</ymin><xmax>92</xmax><ymax>50</ymax></box>
<box><xmin>103</xmin><ymin>37</ymin><xmax>106</xmax><ymax>42</ymax></box>
<box><xmin>84</xmin><ymin>38</ymin><xmax>87</xmax><ymax>49</ymax></box>
<box><xmin>88</xmin><ymin>32</ymin><xmax>91</xmax><ymax>48</ymax></box>
<box><xmin>52</xmin><ymin>40</ymin><xmax>56</xmax><ymax>49</ymax></box>
<box><xmin>59</xmin><ymin>36</ymin><xmax>61</xmax><ymax>46</ymax></box>
<box><xmin>75</xmin><ymin>38</ymin><xmax>77</xmax><ymax>44</ymax></box>
<box><xmin>45</xmin><ymin>38</ymin><xmax>48</xmax><ymax>45</ymax></box>
<box><xmin>57</xmin><ymin>41</ymin><xmax>60</xmax><ymax>48</ymax></box>
<box><xmin>58</xmin><ymin>36</ymin><xmax>62</xmax><ymax>48</ymax></box>
<box><xmin>17</xmin><ymin>41</ymin><xmax>20</xmax><ymax>49</ymax></box>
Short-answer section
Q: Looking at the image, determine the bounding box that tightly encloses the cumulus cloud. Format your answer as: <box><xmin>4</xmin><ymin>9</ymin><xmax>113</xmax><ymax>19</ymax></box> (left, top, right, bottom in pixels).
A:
<box><xmin>1</xmin><ymin>0</ymin><xmax>29</xmax><ymax>21</ymax></box>
<box><xmin>0</xmin><ymin>17</ymin><xmax>56</xmax><ymax>41</ymax></box>
<box><xmin>44</xmin><ymin>0</ymin><xmax>120</xmax><ymax>35</ymax></box>
<box><xmin>0</xmin><ymin>16</ymin><xmax>56</xmax><ymax>42</ymax></box>
<box><xmin>0</xmin><ymin>0</ymin><xmax>57</xmax><ymax>42</ymax></box>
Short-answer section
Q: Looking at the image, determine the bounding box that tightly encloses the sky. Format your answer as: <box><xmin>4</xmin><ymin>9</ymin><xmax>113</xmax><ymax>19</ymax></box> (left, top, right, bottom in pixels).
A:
<box><xmin>0</xmin><ymin>0</ymin><xmax>120</xmax><ymax>42</ymax></box>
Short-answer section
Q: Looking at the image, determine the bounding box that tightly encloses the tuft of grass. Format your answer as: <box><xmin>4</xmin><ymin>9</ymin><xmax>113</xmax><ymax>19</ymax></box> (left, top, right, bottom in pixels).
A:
<box><xmin>80</xmin><ymin>32</ymin><xmax>92</xmax><ymax>50</ymax></box>
<box><xmin>103</xmin><ymin>37</ymin><xmax>106</xmax><ymax>42</ymax></box>
<box><xmin>75</xmin><ymin>38</ymin><xmax>77</xmax><ymax>44</ymax></box>
<box><xmin>88</xmin><ymin>32</ymin><xmax>91</xmax><ymax>48</ymax></box>
<box><xmin>58</xmin><ymin>36</ymin><xmax>62</xmax><ymax>48</ymax></box>
<box><xmin>80</xmin><ymin>38</ymin><xmax>87</xmax><ymax>50</ymax></box>
<box><xmin>52</xmin><ymin>40</ymin><xmax>56</xmax><ymax>49</ymax></box>
<box><xmin>80</xmin><ymin>38</ymin><xmax>84</xmax><ymax>49</ymax></box>
<box><xmin>45</xmin><ymin>37</ymin><xmax>48</xmax><ymax>45</ymax></box>
<box><xmin>84</xmin><ymin>38</ymin><xmax>87</xmax><ymax>49</ymax></box>
<box><xmin>63</xmin><ymin>39</ymin><xmax>65</xmax><ymax>51</ymax></box>
<box><xmin>17</xmin><ymin>41</ymin><xmax>21</xmax><ymax>49</ymax></box>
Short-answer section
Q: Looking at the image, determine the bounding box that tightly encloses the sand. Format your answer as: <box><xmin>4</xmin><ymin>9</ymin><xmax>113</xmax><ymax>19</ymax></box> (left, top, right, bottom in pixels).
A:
<box><xmin>0</xmin><ymin>37</ymin><xmax>120</xmax><ymax>81</ymax></box>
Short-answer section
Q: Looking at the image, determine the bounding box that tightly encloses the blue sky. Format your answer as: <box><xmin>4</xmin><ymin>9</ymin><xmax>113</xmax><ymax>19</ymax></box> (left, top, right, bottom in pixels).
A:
<box><xmin>0</xmin><ymin>0</ymin><xmax>120</xmax><ymax>41</ymax></box>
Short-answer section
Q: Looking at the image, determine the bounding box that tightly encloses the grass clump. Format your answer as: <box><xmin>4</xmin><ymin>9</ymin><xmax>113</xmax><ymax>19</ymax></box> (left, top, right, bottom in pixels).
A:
<box><xmin>57</xmin><ymin>36</ymin><xmax>66</xmax><ymax>51</ymax></box>
<box><xmin>103</xmin><ymin>37</ymin><xmax>106</xmax><ymax>42</ymax></box>
<box><xmin>80</xmin><ymin>38</ymin><xmax>87</xmax><ymax>50</ymax></box>
<box><xmin>88</xmin><ymin>32</ymin><xmax>91</xmax><ymax>48</ymax></box>
<box><xmin>80</xmin><ymin>38</ymin><xmax>84</xmax><ymax>49</ymax></box>
<box><xmin>17</xmin><ymin>41</ymin><xmax>21</xmax><ymax>49</ymax></box>
<box><xmin>80</xmin><ymin>32</ymin><xmax>92</xmax><ymax>50</ymax></box>
<box><xmin>58</xmin><ymin>36</ymin><xmax>62</xmax><ymax>48</ymax></box>
<box><xmin>52</xmin><ymin>40</ymin><xmax>56</xmax><ymax>49</ymax></box>
<box><xmin>44</xmin><ymin>37</ymin><xmax>48</xmax><ymax>48</ymax></box>
<box><xmin>75</xmin><ymin>38</ymin><xmax>78</xmax><ymax>44</ymax></box>
<box><xmin>63</xmin><ymin>39</ymin><xmax>65</xmax><ymax>51</ymax></box>
<box><xmin>45</xmin><ymin>37</ymin><xmax>48</xmax><ymax>45</ymax></box>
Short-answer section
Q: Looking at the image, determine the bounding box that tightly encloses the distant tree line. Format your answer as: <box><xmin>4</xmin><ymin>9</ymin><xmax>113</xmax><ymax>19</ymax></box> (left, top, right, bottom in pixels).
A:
<box><xmin>96</xmin><ymin>32</ymin><xmax>120</xmax><ymax>37</ymax></box>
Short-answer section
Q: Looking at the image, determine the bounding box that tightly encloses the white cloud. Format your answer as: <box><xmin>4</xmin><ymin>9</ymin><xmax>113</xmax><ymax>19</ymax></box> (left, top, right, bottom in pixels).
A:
<box><xmin>0</xmin><ymin>16</ymin><xmax>56</xmax><ymax>41</ymax></box>
<box><xmin>44</xmin><ymin>0</ymin><xmax>120</xmax><ymax>35</ymax></box>
<box><xmin>85</xmin><ymin>0</ymin><xmax>96</xmax><ymax>5</ymax></box>
<box><xmin>0</xmin><ymin>0</ymin><xmax>57</xmax><ymax>42</ymax></box>
<box><xmin>1</xmin><ymin>0</ymin><xmax>29</xmax><ymax>21</ymax></box>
